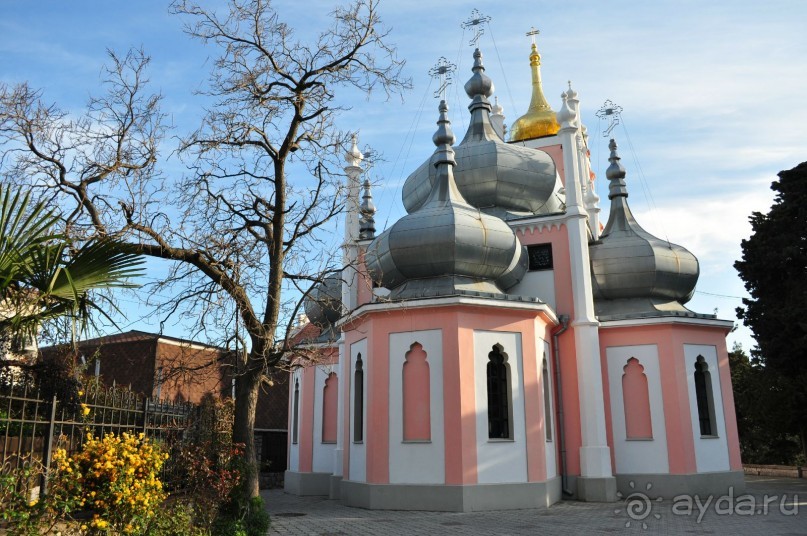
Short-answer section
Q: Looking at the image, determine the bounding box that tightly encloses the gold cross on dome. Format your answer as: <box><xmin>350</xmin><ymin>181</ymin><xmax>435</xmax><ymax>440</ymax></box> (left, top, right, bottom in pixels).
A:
<box><xmin>526</xmin><ymin>27</ymin><xmax>540</xmax><ymax>45</ymax></box>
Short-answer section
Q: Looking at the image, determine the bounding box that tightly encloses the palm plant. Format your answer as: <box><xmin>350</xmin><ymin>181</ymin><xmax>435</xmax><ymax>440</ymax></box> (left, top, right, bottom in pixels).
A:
<box><xmin>0</xmin><ymin>186</ymin><xmax>143</xmax><ymax>355</ymax></box>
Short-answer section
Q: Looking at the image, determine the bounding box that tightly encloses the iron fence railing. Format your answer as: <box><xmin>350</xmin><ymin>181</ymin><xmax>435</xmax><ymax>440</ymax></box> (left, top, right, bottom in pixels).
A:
<box><xmin>1</xmin><ymin>372</ymin><xmax>198</xmax><ymax>494</ymax></box>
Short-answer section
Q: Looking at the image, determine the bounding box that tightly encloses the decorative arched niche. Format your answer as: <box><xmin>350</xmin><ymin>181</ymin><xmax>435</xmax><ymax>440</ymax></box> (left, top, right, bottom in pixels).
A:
<box><xmin>322</xmin><ymin>372</ymin><xmax>338</xmax><ymax>443</ymax></box>
<box><xmin>402</xmin><ymin>342</ymin><xmax>431</xmax><ymax>441</ymax></box>
<box><xmin>622</xmin><ymin>357</ymin><xmax>653</xmax><ymax>440</ymax></box>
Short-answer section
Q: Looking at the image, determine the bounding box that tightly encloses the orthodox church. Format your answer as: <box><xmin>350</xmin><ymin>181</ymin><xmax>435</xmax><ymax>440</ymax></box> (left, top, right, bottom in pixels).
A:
<box><xmin>284</xmin><ymin>39</ymin><xmax>743</xmax><ymax>511</ymax></box>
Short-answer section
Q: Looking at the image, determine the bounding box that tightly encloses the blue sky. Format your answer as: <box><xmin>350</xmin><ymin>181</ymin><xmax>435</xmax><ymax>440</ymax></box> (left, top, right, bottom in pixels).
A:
<box><xmin>2</xmin><ymin>0</ymin><xmax>805</xmax><ymax>352</ymax></box>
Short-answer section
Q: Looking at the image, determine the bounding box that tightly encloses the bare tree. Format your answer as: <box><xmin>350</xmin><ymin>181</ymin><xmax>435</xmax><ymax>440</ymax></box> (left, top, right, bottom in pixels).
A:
<box><xmin>0</xmin><ymin>0</ymin><xmax>408</xmax><ymax>497</ymax></box>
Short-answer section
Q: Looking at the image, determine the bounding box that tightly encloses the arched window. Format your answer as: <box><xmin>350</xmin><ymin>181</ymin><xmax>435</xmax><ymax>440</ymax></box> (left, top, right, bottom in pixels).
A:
<box><xmin>322</xmin><ymin>372</ymin><xmax>338</xmax><ymax>443</ymax></box>
<box><xmin>403</xmin><ymin>343</ymin><xmax>431</xmax><ymax>441</ymax></box>
<box><xmin>542</xmin><ymin>357</ymin><xmax>553</xmax><ymax>441</ymax></box>
<box><xmin>694</xmin><ymin>356</ymin><xmax>717</xmax><ymax>436</ymax></box>
<box><xmin>353</xmin><ymin>354</ymin><xmax>364</xmax><ymax>443</ymax></box>
<box><xmin>487</xmin><ymin>345</ymin><xmax>512</xmax><ymax>439</ymax></box>
<box><xmin>622</xmin><ymin>357</ymin><xmax>653</xmax><ymax>439</ymax></box>
<box><xmin>292</xmin><ymin>378</ymin><xmax>300</xmax><ymax>444</ymax></box>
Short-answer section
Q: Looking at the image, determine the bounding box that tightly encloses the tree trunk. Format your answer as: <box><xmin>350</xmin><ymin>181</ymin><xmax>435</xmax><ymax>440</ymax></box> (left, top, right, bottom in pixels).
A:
<box><xmin>233</xmin><ymin>371</ymin><xmax>261</xmax><ymax>498</ymax></box>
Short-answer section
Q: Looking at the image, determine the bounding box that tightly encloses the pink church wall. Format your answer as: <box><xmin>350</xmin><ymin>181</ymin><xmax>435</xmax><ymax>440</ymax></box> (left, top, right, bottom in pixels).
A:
<box><xmin>355</xmin><ymin>249</ymin><xmax>373</xmax><ymax>308</ymax></box>
<box><xmin>341</xmin><ymin>343</ymin><xmax>351</xmax><ymax>480</ymax></box>
<box><xmin>298</xmin><ymin>365</ymin><xmax>316</xmax><ymax>472</ymax></box>
<box><xmin>289</xmin><ymin>347</ymin><xmax>340</xmax><ymax>474</ymax></box>
<box><xmin>342</xmin><ymin>304</ymin><xmax>556</xmax><ymax>485</ymax></box>
<box><xmin>599</xmin><ymin>323</ymin><xmax>741</xmax><ymax>474</ymax></box>
<box><xmin>451</xmin><ymin>321</ymin><xmax>478</xmax><ymax>485</ymax></box>
<box><xmin>540</xmin><ymin>144</ymin><xmax>565</xmax><ymax>187</ymax></box>
<box><xmin>369</xmin><ymin>326</ymin><xmax>390</xmax><ymax>484</ymax></box>
<box><xmin>519</xmin><ymin>318</ymin><xmax>548</xmax><ymax>482</ymax></box>
<box><xmin>516</xmin><ymin>222</ymin><xmax>583</xmax><ymax>476</ymax></box>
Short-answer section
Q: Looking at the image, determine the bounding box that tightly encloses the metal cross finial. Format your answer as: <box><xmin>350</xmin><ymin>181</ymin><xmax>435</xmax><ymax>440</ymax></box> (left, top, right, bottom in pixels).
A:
<box><xmin>526</xmin><ymin>27</ymin><xmax>540</xmax><ymax>45</ymax></box>
<box><xmin>595</xmin><ymin>100</ymin><xmax>624</xmax><ymax>137</ymax></box>
<box><xmin>429</xmin><ymin>57</ymin><xmax>457</xmax><ymax>100</ymax></box>
<box><xmin>461</xmin><ymin>9</ymin><xmax>492</xmax><ymax>47</ymax></box>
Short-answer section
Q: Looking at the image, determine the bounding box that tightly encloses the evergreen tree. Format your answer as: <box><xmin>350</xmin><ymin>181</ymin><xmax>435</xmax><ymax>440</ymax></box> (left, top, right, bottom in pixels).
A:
<box><xmin>735</xmin><ymin>161</ymin><xmax>807</xmax><ymax>462</ymax></box>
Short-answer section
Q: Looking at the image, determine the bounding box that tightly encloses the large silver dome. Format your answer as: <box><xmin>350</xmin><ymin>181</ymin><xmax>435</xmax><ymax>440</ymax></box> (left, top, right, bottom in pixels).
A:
<box><xmin>401</xmin><ymin>49</ymin><xmax>564</xmax><ymax>219</ymax></box>
<box><xmin>303</xmin><ymin>273</ymin><xmax>343</xmax><ymax>327</ymax></box>
<box><xmin>589</xmin><ymin>140</ymin><xmax>699</xmax><ymax>318</ymax></box>
<box><xmin>366</xmin><ymin>100</ymin><xmax>521</xmax><ymax>299</ymax></box>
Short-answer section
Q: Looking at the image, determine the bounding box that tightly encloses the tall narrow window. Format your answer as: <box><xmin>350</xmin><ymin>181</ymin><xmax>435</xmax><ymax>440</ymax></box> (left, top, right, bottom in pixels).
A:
<box><xmin>403</xmin><ymin>343</ymin><xmax>431</xmax><ymax>441</ymax></box>
<box><xmin>292</xmin><ymin>378</ymin><xmax>300</xmax><ymax>444</ymax></box>
<box><xmin>487</xmin><ymin>345</ymin><xmax>512</xmax><ymax>439</ymax></box>
<box><xmin>622</xmin><ymin>358</ymin><xmax>653</xmax><ymax>439</ymax></box>
<box><xmin>542</xmin><ymin>357</ymin><xmax>553</xmax><ymax>441</ymax></box>
<box><xmin>155</xmin><ymin>367</ymin><xmax>164</xmax><ymax>399</ymax></box>
<box><xmin>322</xmin><ymin>372</ymin><xmax>338</xmax><ymax>443</ymax></box>
<box><xmin>353</xmin><ymin>354</ymin><xmax>364</xmax><ymax>443</ymax></box>
<box><xmin>694</xmin><ymin>356</ymin><xmax>717</xmax><ymax>436</ymax></box>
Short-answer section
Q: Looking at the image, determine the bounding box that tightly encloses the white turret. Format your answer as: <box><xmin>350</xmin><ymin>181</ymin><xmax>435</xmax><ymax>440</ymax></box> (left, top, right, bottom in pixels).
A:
<box><xmin>342</xmin><ymin>134</ymin><xmax>364</xmax><ymax>313</ymax></box>
<box><xmin>490</xmin><ymin>96</ymin><xmax>507</xmax><ymax>140</ymax></box>
<box><xmin>580</xmin><ymin>126</ymin><xmax>601</xmax><ymax>240</ymax></box>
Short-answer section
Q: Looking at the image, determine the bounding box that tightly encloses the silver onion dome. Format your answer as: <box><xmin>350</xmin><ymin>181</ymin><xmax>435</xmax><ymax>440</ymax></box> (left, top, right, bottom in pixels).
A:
<box><xmin>366</xmin><ymin>100</ymin><xmax>521</xmax><ymax>299</ymax></box>
<box><xmin>303</xmin><ymin>273</ymin><xmax>343</xmax><ymax>328</ymax></box>
<box><xmin>589</xmin><ymin>139</ymin><xmax>699</xmax><ymax>318</ymax></box>
<box><xmin>401</xmin><ymin>48</ymin><xmax>564</xmax><ymax>219</ymax></box>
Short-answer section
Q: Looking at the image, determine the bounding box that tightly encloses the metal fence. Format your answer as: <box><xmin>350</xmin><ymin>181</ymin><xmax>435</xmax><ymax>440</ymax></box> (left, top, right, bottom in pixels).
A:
<box><xmin>1</xmin><ymin>371</ymin><xmax>198</xmax><ymax>493</ymax></box>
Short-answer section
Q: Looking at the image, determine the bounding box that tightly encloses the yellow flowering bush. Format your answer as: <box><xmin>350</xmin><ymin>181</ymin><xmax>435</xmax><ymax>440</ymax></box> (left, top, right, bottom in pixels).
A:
<box><xmin>51</xmin><ymin>432</ymin><xmax>169</xmax><ymax>534</ymax></box>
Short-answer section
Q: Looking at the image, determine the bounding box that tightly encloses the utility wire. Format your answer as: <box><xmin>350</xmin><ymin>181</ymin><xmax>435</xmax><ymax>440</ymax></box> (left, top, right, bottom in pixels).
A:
<box><xmin>486</xmin><ymin>22</ymin><xmax>517</xmax><ymax>118</ymax></box>
<box><xmin>619</xmin><ymin>118</ymin><xmax>671</xmax><ymax>246</ymax></box>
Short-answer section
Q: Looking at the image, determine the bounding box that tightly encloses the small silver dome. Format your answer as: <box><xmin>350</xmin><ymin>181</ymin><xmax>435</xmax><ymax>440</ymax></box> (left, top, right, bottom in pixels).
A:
<box><xmin>303</xmin><ymin>274</ymin><xmax>343</xmax><ymax>327</ymax></box>
<box><xmin>589</xmin><ymin>140</ymin><xmax>699</xmax><ymax>318</ymax></box>
<box><xmin>402</xmin><ymin>48</ymin><xmax>564</xmax><ymax>219</ymax></box>
<box><xmin>366</xmin><ymin>100</ymin><xmax>521</xmax><ymax>299</ymax></box>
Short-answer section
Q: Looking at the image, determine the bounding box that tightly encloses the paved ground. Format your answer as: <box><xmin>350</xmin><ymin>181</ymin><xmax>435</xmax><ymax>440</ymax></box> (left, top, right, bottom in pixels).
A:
<box><xmin>262</xmin><ymin>476</ymin><xmax>806</xmax><ymax>535</ymax></box>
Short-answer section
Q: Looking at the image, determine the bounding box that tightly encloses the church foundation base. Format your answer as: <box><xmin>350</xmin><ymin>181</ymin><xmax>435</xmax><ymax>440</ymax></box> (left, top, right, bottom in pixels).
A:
<box><xmin>615</xmin><ymin>471</ymin><xmax>745</xmax><ymax>499</ymax></box>
<box><xmin>577</xmin><ymin>476</ymin><xmax>618</xmax><ymax>502</ymax></box>
<box><xmin>339</xmin><ymin>477</ymin><xmax>561</xmax><ymax>512</ymax></box>
<box><xmin>329</xmin><ymin>475</ymin><xmax>343</xmax><ymax>500</ymax></box>
<box><xmin>284</xmin><ymin>471</ymin><xmax>331</xmax><ymax>496</ymax></box>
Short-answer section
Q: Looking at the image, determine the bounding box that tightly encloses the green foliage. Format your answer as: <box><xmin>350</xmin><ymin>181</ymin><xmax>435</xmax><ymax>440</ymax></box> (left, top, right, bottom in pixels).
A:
<box><xmin>729</xmin><ymin>345</ymin><xmax>802</xmax><ymax>464</ymax></box>
<box><xmin>212</xmin><ymin>496</ymin><xmax>270</xmax><ymax>536</ymax></box>
<box><xmin>0</xmin><ymin>457</ymin><xmax>83</xmax><ymax>536</ymax></box>
<box><xmin>30</xmin><ymin>355</ymin><xmax>83</xmax><ymax>414</ymax></box>
<box><xmin>735</xmin><ymin>161</ymin><xmax>807</xmax><ymax>461</ymax></box>
<box><xmin>143</xmin><ymin>500</ymin><xmax>208</xmax><ymax>536</ymax></box>
<box><xmin>0</xmin><ymin>184</ymin><xmax>144</xmax><ymax>347</ymax></box>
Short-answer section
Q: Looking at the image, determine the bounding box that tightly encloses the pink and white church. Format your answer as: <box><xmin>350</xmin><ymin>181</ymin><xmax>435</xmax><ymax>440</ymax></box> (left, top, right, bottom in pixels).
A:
<box><xmin>284</xmin><ymin>41</ymin><xmax>743</xmax><ymax>511</ymax></box>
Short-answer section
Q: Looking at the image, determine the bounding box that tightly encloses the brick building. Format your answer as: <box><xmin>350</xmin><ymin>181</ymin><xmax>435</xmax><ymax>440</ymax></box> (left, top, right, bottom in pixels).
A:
<box><xmin>40</xmin><ymin>330</ymin><xmax>289</xmax><ymax>473</ymax></box>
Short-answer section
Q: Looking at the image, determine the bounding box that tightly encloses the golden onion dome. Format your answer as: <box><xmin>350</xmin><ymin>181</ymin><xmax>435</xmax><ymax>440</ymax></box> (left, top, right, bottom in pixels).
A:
<box><xmin>509</xmin><ymin>43</ymin><xmax>560</xmax><ymax>142</ymax></box>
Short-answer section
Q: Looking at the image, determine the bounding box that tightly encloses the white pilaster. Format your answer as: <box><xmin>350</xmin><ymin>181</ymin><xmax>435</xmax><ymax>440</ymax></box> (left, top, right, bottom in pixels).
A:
<box><xmin>333</xmin><ymin>336</ymin><xmax>345</xmax><ymax>477</ymax></box>
<box><xmin>557</xmin><ymin>88</ymin><xmax>614</xmax><ymax>490</ymax></box>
